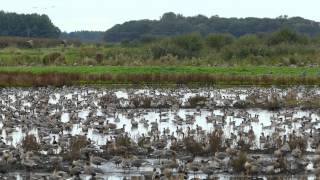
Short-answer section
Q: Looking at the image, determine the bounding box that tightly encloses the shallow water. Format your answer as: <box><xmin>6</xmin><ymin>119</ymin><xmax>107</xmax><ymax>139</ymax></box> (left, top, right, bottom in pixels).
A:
<box><xmin>0</xmin><ymin>86</ymin><xmax>320</xmax><ymax>179</ymax></box>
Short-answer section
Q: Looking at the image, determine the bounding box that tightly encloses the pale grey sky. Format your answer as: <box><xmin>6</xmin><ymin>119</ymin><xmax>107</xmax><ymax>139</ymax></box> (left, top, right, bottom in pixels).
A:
<box><xmin>2</xmin><ymin>0</ymin><xmax>320</xmax><ymax>32</ymax></box>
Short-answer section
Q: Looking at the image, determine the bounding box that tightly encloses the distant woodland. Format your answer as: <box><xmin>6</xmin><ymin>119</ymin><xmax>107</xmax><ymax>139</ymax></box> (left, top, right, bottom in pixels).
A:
<box><xmin>104</xmin><ymin>12</ymin><xmax>320</xmax><ymax>42</ymax></box>
<box><xmin>1</xmin><ymin>11</ymin><xmax>320</xmax><ymax>44</ymax></box>
<box><xmin>0</xmin><ymin>11</ymin><xmax>60</xmax><ymax>38</ymax></box>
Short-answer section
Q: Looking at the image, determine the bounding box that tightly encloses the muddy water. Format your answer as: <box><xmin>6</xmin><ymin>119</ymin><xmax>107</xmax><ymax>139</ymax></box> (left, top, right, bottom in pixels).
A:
<box><xmin>3</xmin><ymin>108</ymin><xmax>319</xmax><ymax>151</ymax></box>
<box><xmin>0</xmin><ymin>86</ymin><xmax>320</xmax><ymax>179</ymax></box>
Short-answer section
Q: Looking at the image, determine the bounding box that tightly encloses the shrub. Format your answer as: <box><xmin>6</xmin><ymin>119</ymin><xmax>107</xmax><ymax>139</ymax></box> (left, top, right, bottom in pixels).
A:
<box><xmin>95</xmin><ymin>53</ymin><xmax>104</xmax><ymax>64</ymax></box>
<box><xmin>209</xmin><ymin>130</ymin><xmax>223</xmax><ymax>153</ymax></box>
<box><xmin>63</xmin><ymin>135</ymin><xmax>89</xmax><ymax>161</ymax></box>
<box><xmin>268</xmin><ymin>28</ymin><xmax>306</xmax><ymax>45</ymax></box>
<box><xmin>172</xmin><ymin>33</ymin><xmax>203</xmax><ymax>58</ymax></box>
<box><xmin>231</xmin><ymin>152</ymin><xmax>247</xmax><ymax>172</ymax></box>
<box><xmin>187</xmin><ymin>95</ymin><xmax>207</xmax><ymax>107</ymax></box>
<box><xmin>43</xmin><ymin>52</ymin><xmax>66</xmax><ymax>65</ymax></box>
<box><xmin>206</xmin><ymin>33</ymin><xmax>234</xmax><ymax>51</ymax></box>
<box><xmin>116</xmin><ymin>134</ymin><xmax>131</xmax><ymax>147</ymax></box>
<box><xmin>151</xmin><ymin>33</ymin><xmax>203</xmax><ymax>59</ymax></box>
<box><xmin>79</xmin><ymin>46</ymin><xmax>98</xmax><ymax>58</ymax></box>
<box><xmin>183</xmin><ymin>136</ymin><xmax>203</xmax><ymax>155</ymax></box>
<box><xmin>22</xmin><ymin>134</ymin><xmax>40</xmax><ymax>152</ymax></box>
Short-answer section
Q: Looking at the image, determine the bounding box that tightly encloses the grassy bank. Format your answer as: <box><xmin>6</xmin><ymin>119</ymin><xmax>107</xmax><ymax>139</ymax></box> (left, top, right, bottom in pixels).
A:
<box><xmin>0</xmin><ymin>66</ymin><xmax>319</xmax><ymax>86</ymax></box>
<box><xmin>0</xmin><ymin>66</ymin><xmax>319</xmax><ymax>75</ymax></box>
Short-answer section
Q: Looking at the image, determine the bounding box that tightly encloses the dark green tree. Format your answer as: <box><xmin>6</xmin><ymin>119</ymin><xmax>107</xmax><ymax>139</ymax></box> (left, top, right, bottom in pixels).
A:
<box><xmin>206</xmin><ymin>33</ymin><xmax>234</xmax><ymax>51</ymax></box>
<box><xmin>104</xmin><ymin>12</ymin><xmax>320</xmax><ymax>42</ymax></box>
<box><xmin>0</xmin><ymin>11</ymin><xmax>60</xmax><ymax>38</ymax></box>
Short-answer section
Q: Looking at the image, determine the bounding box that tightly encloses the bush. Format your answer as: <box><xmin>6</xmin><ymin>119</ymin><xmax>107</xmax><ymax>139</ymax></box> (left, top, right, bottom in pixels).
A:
<box><xmin>209</xmin><ymin>130</ymin><xmax>223</xmax><ymax>153</ymax></box>
<box><xmin>95</xmin><ymin>53</ymin><xmax>104</xmax><ymax>64</ymax></box>
<box><xmin>231</xmin><ymin>152</ymin><xmax>247</xmax><ymax>172</ymax></box>
<box><xmin>151</xmin><ymin>39</ymin><xmax>181</xmax><ymax>59</ymax></box>
<box><xmin>184</xmin><ymin>137</ymin><xmax>203</xmax><ymax>155</ymax></box>
<box><xmin>63</xmin><ymin>135</ymin><xmax>89</xmax><ymax>161</ymax></box>
<box><xmin>268</xmin><ymin>28</ymin><xmax>305</xmax><ymax>45</ymax></box>
<box><xmin>43</xmin><ymin>52</ymin><xmax>66</xmax><ymax>65</ymax></box>
<box><xmin>151</xmin><ymin>33</ymin><xmax>203</xmax><ymax>59</ymax></box>
<box><xmin>22</xmin><ymin>134</ymin><xmax>40</xmax><ymax>152</ymax></box>
<box><xmin>206</xmin><ymin>33</ymin><xmax>234</xmax><ymax>51</ymax></box>
<box><xmin>79</xmin><ymin>46</ymin><xmax>98</xmax><ymax>58</ymax></box>
<box><xmin>236</xmin><ymin>34</ymin><xmax>261</xmax><ymax>46</ymax></box>
<box><xmin>173</xmin><ymin>33</ymin><xmax>203</xmax><ymax>58</ymax></box>
<box><xmin>187</xmin><ymin>95</ymin><xmax>207</xmax><ymax>107</ymax></box>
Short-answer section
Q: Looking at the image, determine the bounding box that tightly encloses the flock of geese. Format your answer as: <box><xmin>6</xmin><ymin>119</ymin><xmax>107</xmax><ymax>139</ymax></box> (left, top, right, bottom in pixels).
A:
<box><xmin>0</xmin><ymin>86</ymin><xmax>319</xmax><ymax>179</ymax></box>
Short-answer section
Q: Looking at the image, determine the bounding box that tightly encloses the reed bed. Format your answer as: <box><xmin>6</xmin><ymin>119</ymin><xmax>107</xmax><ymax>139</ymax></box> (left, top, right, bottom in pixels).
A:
<box><xmin>1</xmin><ymin>71</ymin><xmax>320</xmax><ymax>87</ymax></box>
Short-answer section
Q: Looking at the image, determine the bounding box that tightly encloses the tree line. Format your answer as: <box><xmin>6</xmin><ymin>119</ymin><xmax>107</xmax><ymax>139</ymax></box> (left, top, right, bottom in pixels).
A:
<box><xmin>148</xmin><ymin>28</ymin><xmax>318</xmax><ymax>61</ymax></box>
<box><xmin>104</xmin><ymin>12</ymin><xmax>320</xmax><ymax>42</ymax></box>
<box><xmin>0</xmin><ymin>11</ymin><xmax>60</xmax><ymax>38</ymax></box>
<box><xmin>61</xmin><ymin>31</ymin><xmax>104</xmax><ymax>43</ymax></box>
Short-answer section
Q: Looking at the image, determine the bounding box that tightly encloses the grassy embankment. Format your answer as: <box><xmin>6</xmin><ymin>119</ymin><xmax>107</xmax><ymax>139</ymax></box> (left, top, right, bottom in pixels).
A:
<box><xmin>0</xmin><ymin>66</ymin><xmax>319</xmax><ymax>86</ymax></box>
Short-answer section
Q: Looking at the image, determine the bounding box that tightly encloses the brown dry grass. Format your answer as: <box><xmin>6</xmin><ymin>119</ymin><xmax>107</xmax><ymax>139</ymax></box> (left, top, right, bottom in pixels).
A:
<box><xmin>22</xmin><ymin>134</ymin><xmax>40</xmax><ymax>152</ymax></box>
<box><xmin>63</xmin><ymin>135</ymin><xmax>89</xmax><ymax>161</ymax></box>
<box><xmin>1</xmin><ymin>72</ymin><xmax>320</xmax><ymax>87</ymax></box>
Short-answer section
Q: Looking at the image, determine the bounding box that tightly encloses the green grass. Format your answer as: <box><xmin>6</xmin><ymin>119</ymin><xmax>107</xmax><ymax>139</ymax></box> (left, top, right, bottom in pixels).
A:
<box><xmin>0</xmin><ymin>66</ymin><xmax>318</xmax><ymax>76</ymax></box>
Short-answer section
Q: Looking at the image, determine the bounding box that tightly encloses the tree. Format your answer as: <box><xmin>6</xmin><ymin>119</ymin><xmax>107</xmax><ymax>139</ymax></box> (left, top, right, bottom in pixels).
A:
<box><xmin>104</xmin><ymin>12</ymin><xmax>320</xmax><ymax>42</ymax></box>
<box><xmin>0</xmin><ymin>11</ymin><xmax>60</xmax><ymax>38</ymax></box>
<box><xmin>61</xmin><ymin>31</ymin><xmax>104</xmax><ymax>43</ymax></box>
<box><xmin>151</xmin><ymin>33</ymin><xmax>203</xmax><ymax>59</ymax></box>
<box><xmin>206</xmin><ymin>33</ymin><xmax>234</xmax><ymax>51</ymax></box>
<box><xmin>172</xmin><ymin>33</ymin><xmax>203</xmax><ymax>58</ymax></box>
<box><xmin>236</xmin><ymin>34</ymin><xmax>261</xmax><ymax>47</ymax></box>
<box><xmin>268</xmin><ymin>28</ymin><xmax>300</xmax><ymax>45</ymax></box>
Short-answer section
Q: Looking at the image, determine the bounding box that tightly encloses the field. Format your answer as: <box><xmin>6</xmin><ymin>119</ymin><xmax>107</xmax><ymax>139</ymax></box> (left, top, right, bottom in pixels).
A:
<box><xmin>0</xmin><ymin>32</ymin><xmax>320</xmax><ymax>86</ymax></box>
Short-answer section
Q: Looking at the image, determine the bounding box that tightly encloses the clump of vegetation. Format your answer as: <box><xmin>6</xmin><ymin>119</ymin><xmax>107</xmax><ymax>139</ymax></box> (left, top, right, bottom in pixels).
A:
<box><xmin>209</xmin><ymin>130</ymin><xmax>224</xmax><ymax>153</ymax></box>
<box><xmin>233</xmin><ymin>100</ymin><xmax>252</xmax><ymax>109</ymax></box>
<box><xmin>116</xmin><ymin>134</ymin><xmax>131</xmax><ymax>147</ymax></box>
<box><xmin>42</xmin><ymin>52</ymin><xmax>66</xmax><ymax>65</ymax></box>
<box><xmin>95</xmin><ymin>53</ymin><xmax>104</xmax><ymax>64</ymax></box>
<box><xmin>151</xmin><ymin>33</ymin><xmax>203</xmax><ymax>59</ymax></box>
<box><xmin>183</xmin><ymin>136</ymin><xmax>203</xmax><ymax>155</ymax></box>
<box><xmin>231</xmin><ymin>152</ymin><xmax>247</xmax><ymax>173</ymax></box>
<box><xmin>63</xmin><ymin>135</ymin><xmax>89</xmax><ymax>161</ymax></box>
<box><xmin>22</xmin><ymin>134</ymin><xmax>40</xmax><ymax>152</ymax></box>
<box><xmin>283</xmin><ymin>90</ymin><xmax>299</xmax><ymax>107</ymax></box>
<box><xmin>187</xmin><ymin>95</ymin><xmax>207</xmax><ymax>108</ymax></box>
<box><xmin>206</xmin><ymin>33</ymin><xmax>234</xmax><ymax>51</ymax></box>
<box><xmin>2</xmin><ymin>69</ymin><xmax>320</xmax><ymax>87</ymax></box>
<box><xmin>129</xmin><ymin>96</ymin><xmax>152</xmax><ymax>108</ymax></box>
<box><xmin>99</xmin><ymin>94</ymin><xmax>120</xmax><ymax>108</ymax></box>
<box><xmin>266</xmin><ymin>93</ymin><xmax>282</xmax><ymax>110</ymax></box>
<box><xmin>300</xmin><ymin>95</ymin><xmax>320</xmax><ymax>109</ymax></box>
<box><xmin>288</xmin><ymin>135</ymin><xmax>307</xmax><ymax>153</ymax></box>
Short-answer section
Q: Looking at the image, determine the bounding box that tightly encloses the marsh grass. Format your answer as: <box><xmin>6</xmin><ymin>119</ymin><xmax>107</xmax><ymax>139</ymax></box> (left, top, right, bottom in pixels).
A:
<box><xmin>130</xmin><ymin>96</ymin><xmax>152</xmax><ymax>108</ymax></box>
<box><xmin>1</xmin><ymin>72</ymin><xmax>320</xmax><ymax>87</ymax></box>
<box><xmin>22</xmin><ymin>134</ymin><xmax>40</xmax><ymax>152</ymax></box>
<box><xmin>209</xmin><ymin>130</ymin><xmax>224</xmax><ymax>153</ymax></box>
<box><xmin>63</xmin><ymin>135</ymin><xmax>89</xmax><ymax>161</ymax></box>
<box><xmin>231</xmin><ymin>152</ymin><xmax>247</xmax><ymax>173</ymax></box>
<box><xmin>183</xmin><ymin>136</ymin><xmax>203</xmax><ymax>155</ymax></box>
<box><xmin>0</xmin><ymin>66</ymin><xmax>319</xmax><ymax>87</ymax></box>
<box><xmin>187</xmin><ymin>95</ymin><xmax>208</xmax><ymax>108</ymax></box>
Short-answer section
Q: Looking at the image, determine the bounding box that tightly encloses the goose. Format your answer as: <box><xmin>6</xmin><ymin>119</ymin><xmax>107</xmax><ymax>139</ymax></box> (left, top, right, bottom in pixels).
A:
<box><xmin>291</xmin><ymin>146</ymin><xmax>302</xmax><ymax>158</ymax></box>
<box><xmin>90</xmin><ymin>155</ymin><xmax>108</xmax><ymax>167</ymax></box>
<box><xmin>131</xmin><ymin>157</ymin><xmax>149</xmax><ymax>170</ymax></box>
<box><xmin>84</xmin><ymin>161</ymin><xmax>104</xmax><ymax>175</ymax></box>
<box><xmin>110</xmin><ymin>156</ymin><xmax>122</xmax><ymax>167</ymax></box>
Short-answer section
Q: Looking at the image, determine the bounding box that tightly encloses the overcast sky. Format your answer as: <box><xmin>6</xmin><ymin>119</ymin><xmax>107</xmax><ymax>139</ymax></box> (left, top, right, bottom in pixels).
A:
<box><xmin>2</xmin><ymin>0</ymin><xmax>320</xmax><ymax>32</ymax></box>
